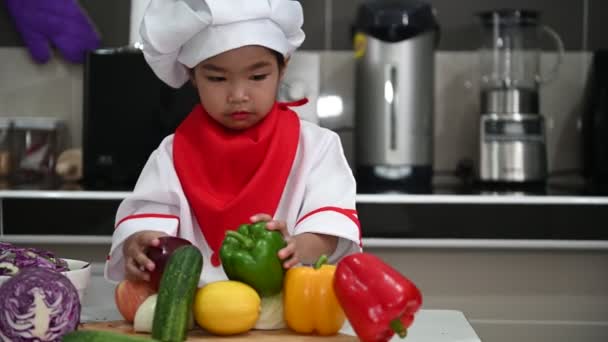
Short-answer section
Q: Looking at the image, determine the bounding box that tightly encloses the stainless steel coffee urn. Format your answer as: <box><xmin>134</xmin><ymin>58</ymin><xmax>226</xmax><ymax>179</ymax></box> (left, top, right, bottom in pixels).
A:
<box><xmin>353</xmin><ymin>0</ymin><xmax>439</xmax><ymax>193</ymax></box>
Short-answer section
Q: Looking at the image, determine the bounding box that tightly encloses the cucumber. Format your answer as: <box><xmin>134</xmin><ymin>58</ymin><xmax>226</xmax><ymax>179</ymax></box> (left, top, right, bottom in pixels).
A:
<box><xmin>62</xmin><ymin>330</ymin><xmax>155</xmax><ymax>341</ymax></box>
<box><xmin>152</xmin><ymin>245</ymin><xmax>203</xmax><ymax>342</ymax></box>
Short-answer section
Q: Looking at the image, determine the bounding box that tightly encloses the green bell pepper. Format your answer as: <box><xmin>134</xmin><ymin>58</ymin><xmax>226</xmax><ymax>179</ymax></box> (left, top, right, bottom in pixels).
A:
<box><xmin>219</xmin><ymin>221</ymin><xmax>287</xmax><ymax>297</ymax></box>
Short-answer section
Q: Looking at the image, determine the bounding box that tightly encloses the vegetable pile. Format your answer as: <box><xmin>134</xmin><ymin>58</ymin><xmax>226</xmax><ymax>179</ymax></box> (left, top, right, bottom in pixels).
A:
<box><xmin>0</xmin><ymin>242</ymin><xmax>68</xmax><ymax>276</ymax></box>
<box><xmin>146</xmin><ymin>236</ymin><xmax>192</xmax><ymax>291</ymax></box>
<box><xmin>219</xmin><ymin>222</ymin><xmax>286</xmax><ymax>297</ymax></box>
<box><xmin>112</xmin><ymin>222</ymin><xmax>424</xmax><ymax>342</ymax></box>
<box><xmin>115</xmin><ymin>242</ymin><xmax>202</xmax><ymax>337</ymax></box>
<box><xmin>0</xmin><ymin>242</ymin><xmax>82</xmax><ymax>342</ymax></box>
<box><xmin>0</xmin><ymin>267</ymin><xmax>81</xmax><ymax>342</ymax></box>
<box><xmin>284</xmin><ymin>255</ymin><xmax>345</xmax><ymax>335</ymax></box>
<box><xmin>334</xmin><ymin>253</ymin><xmax>423</xmax><ymax>342</ymax></box>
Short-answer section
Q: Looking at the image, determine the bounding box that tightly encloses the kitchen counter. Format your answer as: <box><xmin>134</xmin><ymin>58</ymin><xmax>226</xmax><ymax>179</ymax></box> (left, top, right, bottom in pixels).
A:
<box><xmin>4</xmin><ymin>235</ymin><xmax>608</xmax><ymax>251</ymax></box>
<box><xmin>2</xmin><ymin>185</ymin><xmax>608</xmax><ymax>242</ymax></box>
<box><xmin>1</xmin><ymin>189</ymin><xmax>608</xmax><ymax>205</ymax></box>
<box><xmin>80</xmin><ymin>305</ymin><xmax>482</xmax><ymax>342</ymax></box>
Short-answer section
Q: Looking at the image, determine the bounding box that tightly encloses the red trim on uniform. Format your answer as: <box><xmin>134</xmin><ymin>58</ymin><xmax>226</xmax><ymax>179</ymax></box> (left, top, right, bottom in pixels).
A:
<box><xmin>115</xmin><ymin>213</ymin><xmax>179</xmax><ymax>230</ymax></box>
<box><xmin>279</xmin><ymin>98</ymin><xmax>309</xmax><ymax>108</ymax></box>
<box><xmin>296</xmin><ymin>206</ymin><xmax>362</xmax><ymax>247</ymax></box>
<box><xmin>106</xmin><ymin>255</ymin><xmax>111</xmax><ymax>261</ymax></box>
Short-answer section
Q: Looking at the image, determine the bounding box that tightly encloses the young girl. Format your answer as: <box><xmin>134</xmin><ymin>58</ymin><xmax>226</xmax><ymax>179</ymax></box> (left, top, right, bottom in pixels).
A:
<box><xmin>105</xmin><ymin>0</ymin><xmax>362</xmax><ymax>285</ymax></box>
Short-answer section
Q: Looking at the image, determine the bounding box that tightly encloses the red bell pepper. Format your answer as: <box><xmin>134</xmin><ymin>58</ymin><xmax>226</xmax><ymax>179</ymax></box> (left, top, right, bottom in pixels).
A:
<box><xmin>333</xmin><ymin>252</ymin><xmax>423</xmax><ymax>342</ymax></box>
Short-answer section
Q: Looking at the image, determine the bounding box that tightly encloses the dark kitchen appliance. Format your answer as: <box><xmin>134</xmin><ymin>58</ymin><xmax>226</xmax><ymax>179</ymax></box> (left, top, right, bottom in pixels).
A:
<box><xmin>583</xmin><ymin>50</ymin><xmax>608</xmax><ymax>195</ymax></box>
<box><xmin>82</xmin><ymin>47</ymin><xmax>198</xmax><ymax>190</ymax></box>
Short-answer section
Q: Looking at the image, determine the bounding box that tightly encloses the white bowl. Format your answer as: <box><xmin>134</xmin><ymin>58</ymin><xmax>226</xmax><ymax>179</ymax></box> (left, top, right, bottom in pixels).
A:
<box><xmin>0</xmin><ymin>258</ymin><xmax>92</xmax><ymax>302</ymax></box>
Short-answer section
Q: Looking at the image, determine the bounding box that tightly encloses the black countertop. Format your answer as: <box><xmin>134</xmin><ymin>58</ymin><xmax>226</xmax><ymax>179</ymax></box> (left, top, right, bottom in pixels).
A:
<box><xmin>1</xmin><ymin>176</ymin><xmax>607</xmax><ymax>241</ymax></box>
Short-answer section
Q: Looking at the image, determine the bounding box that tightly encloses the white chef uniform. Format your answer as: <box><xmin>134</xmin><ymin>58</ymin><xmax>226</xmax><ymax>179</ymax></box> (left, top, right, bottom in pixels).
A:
<box><xmin>104</xmin><ymin>0</ymin><xmax>361</xmax><ymax>286</ymax></box>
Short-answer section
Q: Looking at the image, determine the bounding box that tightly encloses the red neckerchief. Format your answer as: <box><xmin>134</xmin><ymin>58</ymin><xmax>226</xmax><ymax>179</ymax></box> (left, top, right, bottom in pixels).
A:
<box><xmin>173</xmin><ymin>100</ymin><xmax>305</xmax><ymax>267</ymax></box>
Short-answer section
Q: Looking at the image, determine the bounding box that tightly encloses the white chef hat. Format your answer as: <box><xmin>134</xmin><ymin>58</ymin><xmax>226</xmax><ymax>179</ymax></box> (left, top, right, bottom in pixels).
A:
<box><xmin>139</xmin><ymin>0</ymin><xmax>305</xmax><ymax>88</ymax></box>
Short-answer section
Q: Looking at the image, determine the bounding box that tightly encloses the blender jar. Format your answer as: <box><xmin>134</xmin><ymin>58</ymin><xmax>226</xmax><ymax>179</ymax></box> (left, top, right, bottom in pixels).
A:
<box><xmin>477</xmin><ymin>9</ymin><xmax>564</xmax><ymax>114</ymax></box>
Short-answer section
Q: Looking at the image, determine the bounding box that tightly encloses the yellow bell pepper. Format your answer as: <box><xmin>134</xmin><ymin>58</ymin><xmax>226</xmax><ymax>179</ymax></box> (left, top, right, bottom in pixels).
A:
<box><xmin>283</xmin><ymin>255</ymin><xmax>345</xmax><ymax>335</ymax></box>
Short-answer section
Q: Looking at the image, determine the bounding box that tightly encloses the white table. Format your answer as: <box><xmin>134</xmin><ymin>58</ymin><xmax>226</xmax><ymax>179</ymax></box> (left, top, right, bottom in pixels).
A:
<box><xmin>338</xmin><ymin>310</ymin><xmax>481</xmax><ymax>342</ymax></box>
<box><xmin>82</xmin><ymin>306</ymin><xmax>482</xmax><ymax>342</ymax></box>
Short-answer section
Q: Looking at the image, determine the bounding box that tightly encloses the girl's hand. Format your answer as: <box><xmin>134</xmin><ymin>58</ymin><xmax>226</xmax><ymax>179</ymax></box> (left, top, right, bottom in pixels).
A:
<box><xmin>251</xmin><ymin>213</ymin><xmax>299</xmax><ymax>269</ymax></box>
<box><xmin>122</xmin><ymin>230</ymin><xmax>168</xmax><ymax>281</ymax></box>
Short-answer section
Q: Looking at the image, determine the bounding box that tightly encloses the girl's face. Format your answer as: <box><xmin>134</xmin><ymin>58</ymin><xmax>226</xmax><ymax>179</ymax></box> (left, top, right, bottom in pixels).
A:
<box><xmin>191</xmin><ymin>45</ymin><xmax>285</xmax><ymax>130</ymax></box>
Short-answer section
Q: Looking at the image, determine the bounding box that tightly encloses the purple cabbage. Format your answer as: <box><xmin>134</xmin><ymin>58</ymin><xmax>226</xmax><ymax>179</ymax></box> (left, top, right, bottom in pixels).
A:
<box><xmin>0</xmin><ymin>243</ymin><xmax>69</xmax><ymax>276</ymax></box>
<box><xmin>0</xmin><ymin>267</ymin><xmax>81</xmax><ymax>341</ymax></box>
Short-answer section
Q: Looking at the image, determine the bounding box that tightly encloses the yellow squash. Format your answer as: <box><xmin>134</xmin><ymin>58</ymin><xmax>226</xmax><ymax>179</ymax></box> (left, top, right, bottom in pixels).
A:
<box><xmin>283</xmin><ymin>255</ymin><xmax>345</xmax><ymax>335</ymax></box>
<box><xmin>193</xmin><ymin>280</ymin><xmax>261</xmax><ymax>335</ymax></box>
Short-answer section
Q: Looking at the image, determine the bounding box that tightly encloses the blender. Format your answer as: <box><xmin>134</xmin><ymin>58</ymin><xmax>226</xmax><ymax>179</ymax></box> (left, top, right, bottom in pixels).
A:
<box><xmin>476</xmin><ymin>9</ymin><xmax>564</xmax><ymax>185</ymax></box>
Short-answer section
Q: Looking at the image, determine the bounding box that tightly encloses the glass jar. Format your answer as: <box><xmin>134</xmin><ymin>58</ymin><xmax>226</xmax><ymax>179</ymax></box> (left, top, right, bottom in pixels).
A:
<box><xmin>11</xmin><ymin>117</ymin><xmax>66</xmax><ymax>187</ymax></box>
<box><xmin>0</xmin><ymin>118</ymin><xmax>13</xmax><ymax>178</ymax></box>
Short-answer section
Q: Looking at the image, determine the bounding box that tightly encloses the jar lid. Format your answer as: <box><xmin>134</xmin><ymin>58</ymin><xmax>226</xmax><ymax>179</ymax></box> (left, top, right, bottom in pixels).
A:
<box><xmin>13</xmin><ymin>117</ymin><xmax>65</xmax><ymax>130</ymax></box>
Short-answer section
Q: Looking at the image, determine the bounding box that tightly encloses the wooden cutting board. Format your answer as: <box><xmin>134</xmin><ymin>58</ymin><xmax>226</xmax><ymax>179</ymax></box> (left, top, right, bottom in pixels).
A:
<box><xmin>79</xmin><ymin>321</ymin><xmax>358</xmax><ymax>341</ymax></box>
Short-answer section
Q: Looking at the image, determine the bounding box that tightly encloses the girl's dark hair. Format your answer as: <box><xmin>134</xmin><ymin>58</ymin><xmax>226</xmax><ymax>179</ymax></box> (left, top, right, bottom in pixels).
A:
<box><xmin>271</xmin><ymin>50</ymin><xmax>286</xmax><ymax>69</ymax></box>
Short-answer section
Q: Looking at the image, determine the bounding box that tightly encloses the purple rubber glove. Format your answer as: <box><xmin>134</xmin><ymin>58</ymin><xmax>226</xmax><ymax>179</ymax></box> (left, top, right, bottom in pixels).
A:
<box><xmin>4</xmin><ymin>0</ymin><xmax>101</xmax><ymax>64</ymax></box>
